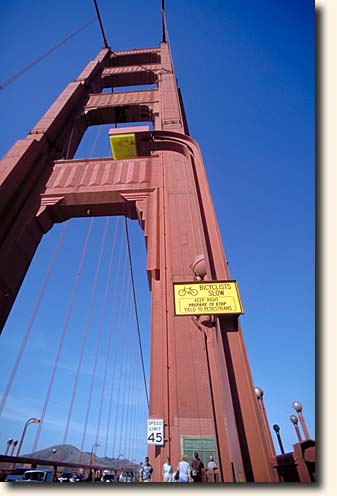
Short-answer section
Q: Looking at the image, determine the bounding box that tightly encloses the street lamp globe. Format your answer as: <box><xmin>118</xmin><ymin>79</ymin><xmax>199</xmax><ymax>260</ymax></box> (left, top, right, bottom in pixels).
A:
<box><xmin>16</xmin><ymin>417</ymin><xmax>40</xmax><ymax>456</ymax></box>
<box><xmin>254</xmin><ymin>386</ymin><xmax>264</xmax><ymax>399</ymax></box>
<box><xmin>4</xmin><ymin>438</ymin><xmax>13</xmax><ymax>455</ymax></box>
<box><xmin>292</xmin><ymin>401</ymin><xmax>303</xmax><ymax>412</ymax></box>
<box><xmin>290</xmin><ymin>415</ymin><xmax>298</xmax><ymax>425</ymax></box>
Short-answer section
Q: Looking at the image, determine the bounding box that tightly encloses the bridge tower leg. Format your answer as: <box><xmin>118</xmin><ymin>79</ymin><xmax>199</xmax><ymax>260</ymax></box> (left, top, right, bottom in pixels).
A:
<box><xmin>0</xmin><ymin>41</ymin><xmax>276</xmax><ymax>482</ymax></box>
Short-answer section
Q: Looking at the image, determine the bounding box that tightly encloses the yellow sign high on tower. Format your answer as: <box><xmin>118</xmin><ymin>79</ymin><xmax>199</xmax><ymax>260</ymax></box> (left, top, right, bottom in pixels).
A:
<box><xmin>173</xmin><ymin>280</ymin><xmax>244</xmax><ymax>316</ymax></box>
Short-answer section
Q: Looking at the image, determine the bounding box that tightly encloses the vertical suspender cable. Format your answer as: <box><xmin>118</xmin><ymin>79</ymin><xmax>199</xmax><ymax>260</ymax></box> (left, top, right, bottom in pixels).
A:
<box><xmin>135</xmin><ymin>371</ymin><xmax>146</xmax><ymax>461</ymax></box>
<box><xmin>63</xmin><ymin>217</ymin><xmax>110</xmax><ymax>444</ymax></box>
<box><xmin>116</xmin><ymin>295</ymin><xmax>134</xmax><ymax>459</ymax></box>
<box><xmin>120</xmin><ymin>307</ymin><xmax>138</xmax><ymax>460</ymax></box>
<box><xmin>32</xmin><ymin>219</ymin><xmax>94</xmax><ymax>451</ymax></box>
<box><xmin>93</xmin><ymin>218</ymin><xmax>123</xmax><ymax>447</ymax></box>
<box><xmin>64</xmin><ymin>124</ymin><xmax>105</xmax><ymax>449</ymax></box>
<box><xmin>124</xmin><ymin>217</ymin><xmax>149</xmax><ymax>408</ymax></box>
<box><xmin>0</xmin><ymin>223</ymin><xmax>68</xmax><ymax>416</ymax></box>
<box><xmin>79</xmin><ymin>220</ymin><xmax>122</xmax><ymax>453</ymax></box>
<box><xmin>102</xmin><ymin>224</ymin><xmax>125</xmax><ymax>456</ymax></box>
<box><xmin>130</xmin><ymin>366</ymin><xmax>140</xmax><ymax>463</ymax></box>
<box><xmin>124</xmin><ymin>336</ymin><xmax>138</xmax><ymax>460</ymax></box>
<box><xmin>110</xmin><ymin>252</ymin><xmax>127</xmax><ymax>456</ymax></box>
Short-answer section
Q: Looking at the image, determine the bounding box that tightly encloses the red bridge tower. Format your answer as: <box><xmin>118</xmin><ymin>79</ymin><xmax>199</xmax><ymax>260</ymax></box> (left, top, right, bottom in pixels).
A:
<box><xmin>0</xmin><ymin>37</ymin><xmax>277</xmax><ymax>481</ymax></box>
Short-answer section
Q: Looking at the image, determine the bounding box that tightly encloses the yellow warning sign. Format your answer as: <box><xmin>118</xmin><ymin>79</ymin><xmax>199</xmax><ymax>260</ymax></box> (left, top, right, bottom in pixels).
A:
<box><xmin>109</xmin><ymin>133</ymin><xmax>137</xmax><ymax>159</ymax></box>
<box><xmin>173</xmin><ymin>280</ymin><xmax>244</xmax><ymax>316</ymax></box>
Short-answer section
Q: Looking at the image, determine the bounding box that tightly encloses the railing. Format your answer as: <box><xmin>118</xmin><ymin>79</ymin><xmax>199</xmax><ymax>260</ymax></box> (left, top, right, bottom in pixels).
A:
<box><xmin>201</xmin><ymin>467</ymin><xmax>220</xmax><ymax>482</ymax></box>
<box><xmin>272</xmin><ymin>440</ymin><xmax>316</xmax><ymax>483</ymax></box>
<box><xmin>0</xmin><ymin>454</ymin><xmax>128</xmax><ymax>481</ymax></box>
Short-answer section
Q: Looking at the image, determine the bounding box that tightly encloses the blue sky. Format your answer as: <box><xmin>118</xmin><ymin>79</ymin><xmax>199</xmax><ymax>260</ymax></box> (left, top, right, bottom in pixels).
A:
<box><xmin>0</xmin><ymin>0</ymin><xmax>314</xmax><ymax>464</ymax></box>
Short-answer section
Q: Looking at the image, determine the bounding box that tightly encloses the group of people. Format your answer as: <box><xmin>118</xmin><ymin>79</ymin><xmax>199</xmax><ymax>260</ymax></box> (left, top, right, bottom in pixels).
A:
<box><xmin>139</xmin><ymin>453</ymin><xmax>217</xmax><ymax>483</ymax></box>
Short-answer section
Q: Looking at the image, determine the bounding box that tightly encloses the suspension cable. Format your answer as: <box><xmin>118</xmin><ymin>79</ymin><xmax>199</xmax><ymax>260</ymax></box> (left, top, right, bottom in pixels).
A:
<box><xmin>161</xmin><ymin>0</ymin><xmax>167</xmax><ymax>43</ymax></box>
<box><xmin>120</xmin><ymin>293</ymin><xmax>139</xmax><ymax>460</ymax></box>
<box><xmin>32</xmin><ymin>218</ymin><xmax>95</xmax><ymax>451</ymax></box>
<box><xmin>62</xmin><ymin>217</ymin><xmax>110</xmax><ymax>444</ymax></box>
<box><xmin>104</xmin><ymin>237</ymin><xmax>127</xmax><ymax>456</ymax></box>
<box><xmin>124</xmin><ymin>217</ymin><xmax>149</xmax><ymax>408</ymax></box>
<box><xmin>106</xmin><ymin>247</ymin><xmax>129</xmax><ymax>458</ymax></box>
<box><xmin>0</xmin><ymin>3</ymin><xmax>171</xmax><ymax>91</ymax></box>
<box><xmin>92</xmin><ymin>0</ymin><xmax>109</xmax><ymax>48</ymax></box>
<box><xmin>0</xmin><ymin>224</ymin><xmax>67</xmax><ymax>416</ymax></box>
<box><xmin>102</xmin><ymin>222</ymin><xmax>125</xmax><ymax>456</ymax></box>
<box><xmin>93</xmin><ymin>218</ymin><xmax>123</xmax><ymax>448</ymax></box>
<box><xmin>111</xmin><ymin>281</ymin><xmax>131</xmax><ymax>458</ymax></box>
<box><xmin>134</xmin><ymin>366</ymin><xmax>146</xmax><ymax>461</ymax></box>
<box><xmin>121</xmin><ymin>306</ymin><xmax>139</xmax><ymax>460</ymax></box>
<box><xmin>80</xmin><ymin>219</ymin><xmax>123</xmax><ymax>453</ymax></box>
<box><xmin>115</xmin><ymin>289</ymin><xmax>133</xmax><ymax>461</ymax></box>
<box><xmin>0</xmin><ymin>18</ymin><xmax>96</xmax><ymax>90</ymax></box>
<box><xmin>129</xmin><ymin>353</ymin><xmax>140</xmax><ymax>462</ymax></box>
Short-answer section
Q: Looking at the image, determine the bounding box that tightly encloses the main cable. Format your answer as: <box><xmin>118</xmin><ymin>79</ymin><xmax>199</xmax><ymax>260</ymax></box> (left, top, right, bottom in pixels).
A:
<box><xmin>92</xmin><ymin>0</ymin><xmax>109</xmax><ymax>48</ymax></box>
<box><xmin>161</xmin><ymin>0</ymin><xmax>167</xmax><ymax>43</ymax></box>
<box><xmin>0</xmin><ymin>18</ymin><xmax>96</xmax><ymax>90</ymax></box>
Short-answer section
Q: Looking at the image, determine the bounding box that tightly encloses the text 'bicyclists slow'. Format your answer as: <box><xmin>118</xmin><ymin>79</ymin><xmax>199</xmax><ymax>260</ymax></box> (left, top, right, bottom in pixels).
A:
<box><xmin>173</xmin><ymin>280</ymin><xmax>244</xmax><ymax>316</ymax></box>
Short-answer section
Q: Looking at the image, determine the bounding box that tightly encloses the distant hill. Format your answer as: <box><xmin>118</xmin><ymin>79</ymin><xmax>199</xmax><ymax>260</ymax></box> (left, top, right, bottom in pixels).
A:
<box><xmin>23</xmin><ymin>444</ymin><xmax>136</xmax><ymax>471</ymax></box>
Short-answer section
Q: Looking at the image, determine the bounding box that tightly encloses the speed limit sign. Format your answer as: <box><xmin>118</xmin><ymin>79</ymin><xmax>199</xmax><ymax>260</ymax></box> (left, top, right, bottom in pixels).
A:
<box><xmin>147</xmin><ymin>418</ymin><xmax>164</xmax><ymax>445</ymax></box>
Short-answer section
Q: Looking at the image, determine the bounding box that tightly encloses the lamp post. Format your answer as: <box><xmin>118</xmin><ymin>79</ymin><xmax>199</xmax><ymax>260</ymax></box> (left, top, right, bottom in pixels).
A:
<box><xmin>1</xmin><ymin>438</ymin><xmax>13</xmax><ymax>473</ymax></box>
<box><xmin>90</xmin><ymin>443</ymin><xmax>100</xmax><ymax>482</ymax></box>
<box><xmin>4</xmin><ymin>438</ymin><xmax>13</xmax><ymax>455</ymax></box>
<box><xmin>10</xmin><ymin>440</ymin><xmax>18</xmax><ymax>456</ymax></box>
<box><xmin>272</xmin><ymin>424</ymin><xmax>285</xmax><ymax>454</ymax></box>
<box><xmin>16</xmin><ymin>417</ymin><xmax>40</xmax><ymax>456</ymax></box>
<box><xmin>9</xmin><ymin>440</ymin><xmax>18</xmax><ymax>471</ymax></box>
<box><xmin>254</xmin><ymin>387</ymin><xmax>276</xmax><ymax>457</ymax></box>
<box><xmin>290</xmin><ymin>415</ymin><xmax>303</xmax><ymax>442</ymax></box>
<box><xmin>51</xmin><ymin>448</ymin><xmax>57</xmax><ymax>481</ymax></box>
<box><xmin>292</xmin><ymin>401</ymin><xmax>310</xmax><ymax>440</ymax></box>
<box><xmin>117</xmin><ymin>453</ymin><xmax>124</xmax><ymax>479</ymax></box>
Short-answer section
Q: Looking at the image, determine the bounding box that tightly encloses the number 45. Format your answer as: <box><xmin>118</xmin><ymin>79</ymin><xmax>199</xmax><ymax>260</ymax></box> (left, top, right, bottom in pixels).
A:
<box><xmin>148</xmin><ymin>432</ymin><xmax>163</xmax><ymax>443</ymax></box>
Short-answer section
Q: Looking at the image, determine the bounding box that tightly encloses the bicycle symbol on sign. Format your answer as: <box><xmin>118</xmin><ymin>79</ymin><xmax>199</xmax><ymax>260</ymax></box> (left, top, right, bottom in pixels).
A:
<box><xmin>178</xmin><ymin>286</ymin><xmax>198</xmax><ymax>297</ymax></box>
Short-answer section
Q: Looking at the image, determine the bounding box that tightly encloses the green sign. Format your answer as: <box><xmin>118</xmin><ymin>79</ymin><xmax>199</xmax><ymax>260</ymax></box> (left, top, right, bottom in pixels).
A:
<box><xmin>180</xmin><ymin>436</ymin><xmax>217</xmax><ymax>466</ymax></box>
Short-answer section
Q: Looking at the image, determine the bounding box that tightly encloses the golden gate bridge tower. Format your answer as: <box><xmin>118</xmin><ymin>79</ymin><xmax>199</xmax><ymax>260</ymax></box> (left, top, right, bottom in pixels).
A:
<box><xmin>0</xmin><ymin>1</ymin><xmax>314</xmax><ymax>483</ymax></box>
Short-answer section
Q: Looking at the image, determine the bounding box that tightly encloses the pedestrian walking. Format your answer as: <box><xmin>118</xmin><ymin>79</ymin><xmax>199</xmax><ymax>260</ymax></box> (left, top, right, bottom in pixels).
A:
<box><xmin>162</xmin><ymin>456</ymin><xmax>173</xmax><ymax>482</ymax></box>
<box><xmin>207</xmin><ymin>455</ymin><xmax>217</xmax><ymax>469</ymax></box>
<box><xmin>139</xmin><ymin>456</ymin><xmax>153</xmax><ymax>482</ymax></box>
<box><xmin>191</xmin><ymin>452</ymin><xmax>204</xmax><ymax>482</ymax></box>
<box><xmin>176</xmin><ymin>454</ymin><xmax>192</xmax><ymax>483</ymax></box>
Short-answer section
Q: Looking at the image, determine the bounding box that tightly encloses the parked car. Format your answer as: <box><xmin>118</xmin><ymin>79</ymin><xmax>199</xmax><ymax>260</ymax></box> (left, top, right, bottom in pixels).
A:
<box><xmin>16</xmin><ymin>469</ymin><xmax>54</xmax><ymax>483</ymax></box>
<box><xmin>58</xmin><ymin>472</ymin><xmax>80</xmax><ymax>482</ymax></box>
<box><xmin>119</xmin><ymin>470</ymin><xmax>137</xmax><ymax>483</ymax></box>
<box><xmin>5</xmin><ymin>467</ymin><xmax>29</xmax><ymax>482</ymax></box>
